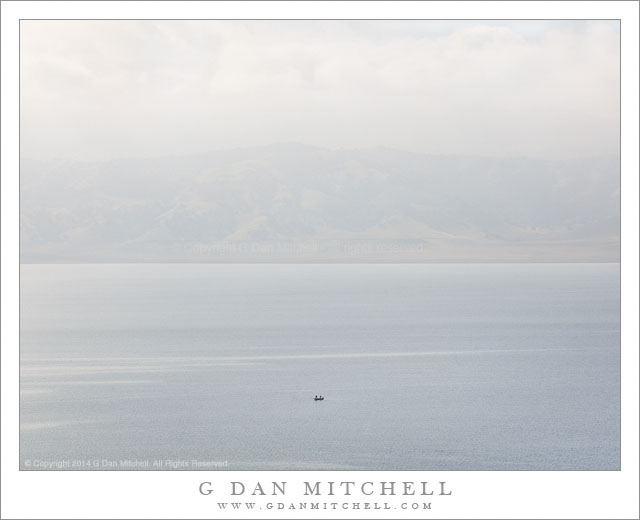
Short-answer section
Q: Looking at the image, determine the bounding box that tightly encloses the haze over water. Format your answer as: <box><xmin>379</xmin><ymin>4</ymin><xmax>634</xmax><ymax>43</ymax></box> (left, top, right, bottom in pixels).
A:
<box><xmin>20</xmin><ymin>263</ymin><xmax>620</xmax><ymax>470</ymax></box>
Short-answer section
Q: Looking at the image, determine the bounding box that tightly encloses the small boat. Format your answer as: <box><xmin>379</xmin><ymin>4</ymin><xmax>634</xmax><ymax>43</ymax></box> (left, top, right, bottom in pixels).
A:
<box><xmin>314</xmin><ymin>396</ymin><xmax>325</xmax><ymax>401</ymax></box>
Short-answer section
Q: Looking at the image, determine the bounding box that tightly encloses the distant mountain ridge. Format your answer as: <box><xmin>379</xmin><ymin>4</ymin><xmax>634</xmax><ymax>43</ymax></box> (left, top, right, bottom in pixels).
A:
<box><xmin>20</xmin><ymin>144</ymin><xmax>620</xmax><ymax>262</ymax></box>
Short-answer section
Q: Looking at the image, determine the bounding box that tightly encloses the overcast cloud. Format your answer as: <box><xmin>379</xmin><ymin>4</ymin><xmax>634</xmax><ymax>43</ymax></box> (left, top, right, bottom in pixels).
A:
<box><xmin>20</xmin><ymin>20</ymin><xmax>620</xmax><ymax>161</ymax></box>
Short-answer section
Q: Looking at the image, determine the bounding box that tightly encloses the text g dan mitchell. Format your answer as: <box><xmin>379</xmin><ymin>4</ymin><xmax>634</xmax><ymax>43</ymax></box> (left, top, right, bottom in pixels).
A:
<box><xmin>198</xmin><ymin>480</ymin><xmax>452</xmax><ymax>497</ymax></box>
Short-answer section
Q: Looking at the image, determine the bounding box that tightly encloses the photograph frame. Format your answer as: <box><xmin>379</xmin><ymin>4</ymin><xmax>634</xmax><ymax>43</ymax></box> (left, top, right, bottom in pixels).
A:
<box><xmin>2</xmin><ymin>1</ymin><xmax>639</xmax><ymax>519</ymax></box>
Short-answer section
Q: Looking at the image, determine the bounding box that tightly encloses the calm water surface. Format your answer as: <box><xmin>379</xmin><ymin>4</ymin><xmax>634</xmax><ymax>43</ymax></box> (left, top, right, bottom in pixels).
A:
<box><xmin>20</xmin><ymin>263</ymin><xmax>620</xmax><ymax>470</ymax></box>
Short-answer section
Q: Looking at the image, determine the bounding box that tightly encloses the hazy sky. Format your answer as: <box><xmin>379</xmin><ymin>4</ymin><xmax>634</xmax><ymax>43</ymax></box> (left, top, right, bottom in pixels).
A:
<box><xmin>20</xmin><ymin>20</ymin><xmax>620</xmax><ymax>161</ymax></box>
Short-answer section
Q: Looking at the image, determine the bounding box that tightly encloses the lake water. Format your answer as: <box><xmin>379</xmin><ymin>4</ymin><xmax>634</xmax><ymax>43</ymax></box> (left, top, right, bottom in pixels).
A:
<box><xmin>20</xmin><ymin>263</ymin><xmax>620</xmax><ymax>470</ymax></box>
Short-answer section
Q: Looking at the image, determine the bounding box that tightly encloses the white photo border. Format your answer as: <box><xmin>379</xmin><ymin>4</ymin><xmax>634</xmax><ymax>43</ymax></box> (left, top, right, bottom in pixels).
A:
<box><xmin>2</xmin><ymin>1</ymin><xmax>638</xmax><ymax>519</ymax></box>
